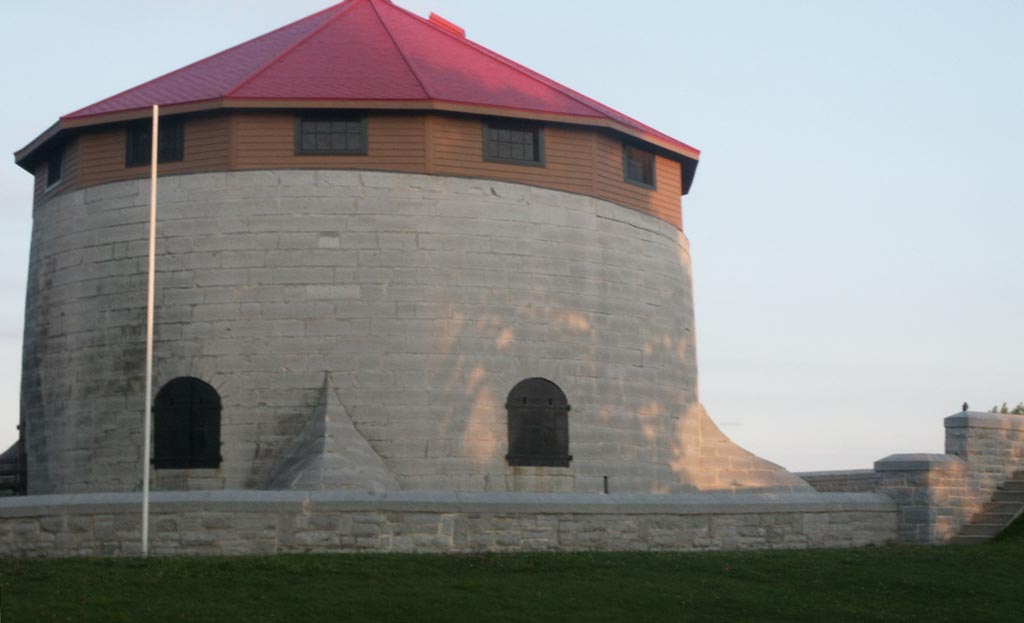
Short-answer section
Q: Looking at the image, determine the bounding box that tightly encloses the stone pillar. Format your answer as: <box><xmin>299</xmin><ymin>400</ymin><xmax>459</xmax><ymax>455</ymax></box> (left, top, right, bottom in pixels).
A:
<box><xmin>874</xmin><ymin>454</ymin><xmax>973</xmax><ymax>544</ymax></box>
<box><xmin>945</xmin><ymin>411</ymin><xmax>1024</xmax><ymax>498</ymax></box>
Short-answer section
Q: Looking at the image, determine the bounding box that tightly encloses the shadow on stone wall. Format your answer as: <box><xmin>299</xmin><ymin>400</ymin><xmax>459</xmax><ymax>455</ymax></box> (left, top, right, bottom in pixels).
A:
<box><xmin>24</xmin><ymin>171</ymin><xmax>810</xmax><ymax>496</ymax></box>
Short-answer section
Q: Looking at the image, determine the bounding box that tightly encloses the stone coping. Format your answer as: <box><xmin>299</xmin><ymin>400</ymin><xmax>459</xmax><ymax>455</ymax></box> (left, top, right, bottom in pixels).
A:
<box><xmin>944</xmin><ymin>411</ymin><xmax>1024</xmax><ymax>431</ymax></box>
<box><xmin>0</xmin><ymin>489</ymin><xmax>895</xmax><ymax>517</ymax></box>
<box><xmin>874</xmin><ymin>453</ymin><xmax>965</xmax><ymax>472</ymax></box>
<box><xmin>797</xmin><ymin>469</ymin><xmax>876</xmax><ymax>479</ymax></box>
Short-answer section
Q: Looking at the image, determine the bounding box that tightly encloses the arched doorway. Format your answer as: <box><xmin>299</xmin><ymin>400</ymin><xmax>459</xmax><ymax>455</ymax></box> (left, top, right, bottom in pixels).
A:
<box><xmin>153</xmin><ymin>377</ymin><xmax>222</xmax><ymax>469</ymax></box>
<box><xmin>505</xmin><ymin>378</ymin><xmax>571</xmax><ymax>467</ymax></box>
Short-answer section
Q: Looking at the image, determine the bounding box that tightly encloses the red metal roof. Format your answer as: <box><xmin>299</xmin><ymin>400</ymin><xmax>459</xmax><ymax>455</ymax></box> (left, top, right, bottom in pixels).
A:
<box><xmin>60</xmin><ymin>0</ymin><xmax>698</xmax><ymax>160</ymax></box>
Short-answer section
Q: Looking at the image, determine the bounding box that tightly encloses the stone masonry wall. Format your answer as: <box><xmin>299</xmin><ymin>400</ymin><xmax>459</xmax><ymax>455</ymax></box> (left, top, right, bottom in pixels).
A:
<box><xmin>0</xmin><ymin>490</ymin><xmax>896</xmax><ymax>558</ymax></box>
<box><xmin>799</xmin><ymin>413</ymin><xmax>1024</xmax><ymax>543</ymax></box>
<box><xmin>945</xmin><ymin>412</ymin><xmax>1024</xmax><ymax>497</ymax></box>
<box><xmin>22</xmin><ymin>170</ymin><xmax>806</xmax><ymax>496</ymax></box>
<box><xmin>874</xmin><ymin>454</ymin><xmax>975</xmax><ymax>544</ymax></box>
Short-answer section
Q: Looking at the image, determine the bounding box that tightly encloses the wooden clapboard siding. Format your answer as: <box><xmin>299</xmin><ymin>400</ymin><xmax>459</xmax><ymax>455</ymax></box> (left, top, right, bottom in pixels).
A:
<box><xmin>33</xmin><ymin>139</ymin><xmax>79</xmax><ymax>208</ymax></box>
<box><xmin>77</xmin><ymin>114</ymin><xmax>231</xmax><ymax>189</ymax></box>
<box><xmin>430</xmin><ymin>116</ymin><xmax>594</xmax><ymax>196</ymax></box>
<box><xmin>230</xmin><ymin>112</ymin><xmax>427</xmax><ymax>172</ymax></box>
<box><xmin>429</xmin><ymin>115</ymin><xmax>681</xmax><ymax>227</ymax></box>
<box><xmin>593</xmin><ymin>134</ymin><xmax>682</xmax><ymax>229</ymax></box>
<box><xmin>49</xmin><ymin>109</ymin><xmax>685</xmax><ymax>229</ymax></box>
<box><xmin>186</xmin><ymin>115</ymin><xmax>231</xmax><ymax>170</ymax></box>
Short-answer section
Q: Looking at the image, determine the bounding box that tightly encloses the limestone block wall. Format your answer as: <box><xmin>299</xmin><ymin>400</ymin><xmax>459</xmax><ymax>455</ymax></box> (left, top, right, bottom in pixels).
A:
<box><xmin>0</xmin><ymin>490</ymin><xmax>897</xmax><ymax>558</ymax></box>
<box><xmin>799</xmin><ymin>413</ymin><xmax>1024</xmax><ymax>543</ymax></box>
<box><xmin>945</xmin><ymin>412</ymin><xmax>1024</xmax><ymax>497</ymax></box>
<box><xmin>22</xmin><ymin>170</ymin><xmax>805</xmax><ymax>495</ymax></box>
<box><xmin>873</xmin><ymin>454</ymin><xmax>975</xmax><ymax>544</ymax></box>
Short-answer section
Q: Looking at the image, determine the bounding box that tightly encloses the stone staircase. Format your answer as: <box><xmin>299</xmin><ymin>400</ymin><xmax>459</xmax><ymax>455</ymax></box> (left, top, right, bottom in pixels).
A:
<box><xmin>949</xmin><ymin>471</ymin><xmax>1024</xmax><ymax>544</ymax></box>
<box><xmin>0</xmin><ymin>448</ymin><xmax>20</xmax><ymax>496</ymax></box>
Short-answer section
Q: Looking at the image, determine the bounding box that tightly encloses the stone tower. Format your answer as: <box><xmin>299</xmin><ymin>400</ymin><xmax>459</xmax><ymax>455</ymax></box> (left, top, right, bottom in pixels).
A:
<box><xmin>13</xmin><ymin>0</ymin><xmax>807</xmax><ymax>495</ymax></box>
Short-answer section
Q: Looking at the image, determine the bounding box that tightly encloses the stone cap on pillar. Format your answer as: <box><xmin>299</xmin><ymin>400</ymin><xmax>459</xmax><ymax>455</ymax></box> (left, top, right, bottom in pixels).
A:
<box><xmin>874</xmin><ymin>453</ymin><xmax>965</xmax><ymax>472</ymax></box>
<box><xmin>945</xmin><ymin>411</ymin><xmax>1024</xmax><ymax>431</ymax></box>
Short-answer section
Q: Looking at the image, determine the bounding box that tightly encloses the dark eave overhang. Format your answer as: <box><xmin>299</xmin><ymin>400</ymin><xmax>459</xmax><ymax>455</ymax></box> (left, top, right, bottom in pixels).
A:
<box><xmin>13</xmin><ymin>120</ymin><xmax>62</xmax><ymax>172</ymax></box>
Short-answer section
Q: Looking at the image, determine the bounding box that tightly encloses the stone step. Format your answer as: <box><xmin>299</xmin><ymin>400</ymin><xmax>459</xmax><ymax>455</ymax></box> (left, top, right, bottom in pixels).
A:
<box><xmin>981</xmin><ymin>501</ymin><xmax>1021</xmax><ymax>514</ymax></box>
<box><xmin>950</xmin><ymin>474</ymin><xmax>1024</xmax><ymax>544</ymax></box>
<box><xmin>990</xmin><ymin>490</ymin><xmax>1024</xmax><ymax>503</ymax></box>
<box><xmin>949</xmin><ymin>534</ymin><xmax>991</xmax><ymax>545</ymax></box>
<box><xmin>0</xmin><ymin>474</ymin><xmax>18</xmax><ymax>493</ymax></box>
<box><xmin>968</xmin><ymin>512</ymin><xmax>1017</xmax><ymax>525</ymax></box>
<box><xmin>960</xmin><ymin>523</ymin><xmax>1009</xmax><ymax>537</ymax></box>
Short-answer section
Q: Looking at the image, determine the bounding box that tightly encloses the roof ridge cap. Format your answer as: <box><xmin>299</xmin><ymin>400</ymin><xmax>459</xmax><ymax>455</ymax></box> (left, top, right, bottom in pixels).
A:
<box><xmin>63</xmin><ymin>1</ymin><xmax>353</xmax><ymax>120</ymax></box>
<box><xmin>464</xmin><ymin>39</ymin><xmax>694</xmax><ymax>150</ymax></box>
<box><xmin>465</xmin><ymin>40</ymin><xmax>630</xmax><ymax>123</ymax></box>
<box><xmin>367</xmin><ymin>0</ymin><xmax>432</xmax><ymax>99</ymax></box>
<box><xmin>414</xmin><ymin>15</ymin><xmax>610</xmax><ymax>121</ymax></box>
<box><xmin>355</xmin><ymin>2</ymin><xmax>693</xmax><ymax>152</ymax></box>
<box><xmin>225</xmin><ymin>0</ymin><xmax>363</xmax><ymax>98</ymax></box>
<box><xmin>388</xmin><ymin>8</ymin><xmax>684</xmax><ymax>148</ymax></box>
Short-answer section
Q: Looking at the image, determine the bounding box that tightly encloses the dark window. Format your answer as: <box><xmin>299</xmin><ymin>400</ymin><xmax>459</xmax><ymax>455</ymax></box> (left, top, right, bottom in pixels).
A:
<box><xmin>154</xmin><ymin>377</ymin><xmax>222</xmax><ymax>469</ymax></box>
<box><xmin>623</xmin><ymin>144</ymin><xmax>656</xmax><ymax>188</ymax></box>
<box><xmin>46</xmin><ymin>150</ymin><xmax>63</xmax><ymax>189</ymax></box>
<box><xmin>126</xmin><ymin>118</ymin><xmax>184</xmax><ymax>167</ymax></box>
<box><xmin>296</xmin><ymin>115</ymin><xmax>368</xmax><ymax>155</ymax></box>
<box><xmin>484</xmin><ymin>120</ymin><xmax>544</xmax><ymax>165</ymax></box>
<box><xmin>506</xmin><ymin>378</ymin><xmax>571</xmax><ymax>467</ymax></box>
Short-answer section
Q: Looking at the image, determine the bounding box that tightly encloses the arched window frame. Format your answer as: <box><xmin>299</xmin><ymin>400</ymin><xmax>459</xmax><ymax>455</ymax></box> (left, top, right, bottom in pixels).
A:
<box><xmin>153</xmin><ymin>377</ymin><xmax>222</xmax><ymax>470</ymax></box>
<box><xmin>505</xmin><ymin>377</ymin><xmax>572</xmax><ymax>467</ymax></box>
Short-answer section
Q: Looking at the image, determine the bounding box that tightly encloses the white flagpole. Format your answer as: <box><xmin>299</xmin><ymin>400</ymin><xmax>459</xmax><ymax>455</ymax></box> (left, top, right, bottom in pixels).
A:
<box><xmin>142</xmin><ymin>105</ymin><xmax>159</xmax><ymax>557</ymax></box>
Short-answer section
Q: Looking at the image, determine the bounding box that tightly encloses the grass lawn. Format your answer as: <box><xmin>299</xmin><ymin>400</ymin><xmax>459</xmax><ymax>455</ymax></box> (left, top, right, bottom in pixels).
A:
<box><xmin>2</xmin><ymin>519</ymin><xmax>1023</xmax><ymax>622</ymax></box>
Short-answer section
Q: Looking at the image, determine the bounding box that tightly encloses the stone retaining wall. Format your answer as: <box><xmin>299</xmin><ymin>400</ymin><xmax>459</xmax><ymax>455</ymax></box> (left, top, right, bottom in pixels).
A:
<box><xmin>0</xmin><ymin>490</ymin><xmax>896</xmax><ymax>558</ymax></box>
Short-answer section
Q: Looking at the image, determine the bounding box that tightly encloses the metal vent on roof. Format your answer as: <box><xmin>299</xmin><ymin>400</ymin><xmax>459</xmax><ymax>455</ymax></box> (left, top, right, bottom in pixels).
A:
<box><xmin>429</xmin><ymin>12</ymin><xmax>465</xmax><ymax>38</ymax></box>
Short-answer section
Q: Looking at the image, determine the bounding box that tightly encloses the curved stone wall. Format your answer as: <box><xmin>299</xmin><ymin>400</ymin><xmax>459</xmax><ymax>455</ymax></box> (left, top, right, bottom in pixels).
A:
<box><xmin>22</xmin><ymin>171</ymin><xmax>805</xmax><ymax>494</ymax></box>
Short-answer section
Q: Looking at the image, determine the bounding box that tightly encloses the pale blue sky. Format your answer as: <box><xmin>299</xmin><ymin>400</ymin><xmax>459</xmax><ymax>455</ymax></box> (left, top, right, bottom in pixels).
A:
<box><xmin>1</xmin><ymin>1</ymin><xmax>1021</xmax><ymax>471</ymax></box>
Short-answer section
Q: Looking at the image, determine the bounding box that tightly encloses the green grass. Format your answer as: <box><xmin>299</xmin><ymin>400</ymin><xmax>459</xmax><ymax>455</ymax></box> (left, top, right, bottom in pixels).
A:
<box><xmin>3</xmin><ymin>523</ymin><xmax>1024</xmax><ymax>623</ymax></box>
